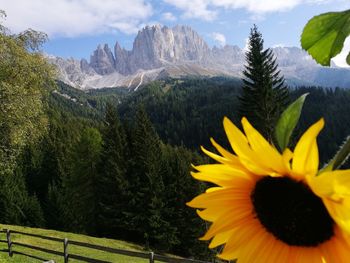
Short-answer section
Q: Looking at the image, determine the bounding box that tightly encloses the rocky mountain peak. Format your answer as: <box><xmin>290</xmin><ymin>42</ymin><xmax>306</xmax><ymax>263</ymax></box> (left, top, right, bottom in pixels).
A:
<box><xmin>114</xmin><ymin>41</ymin><xmax>129</xmax><ymax>75</ymax></box>
<box><xmin>87</xmin><ymin>25</ymin><xmax>211</xmax><ymax>75</ymax></box>
<box><xmin>49</xmin><ymin>24</ymin><xmax>350</xmax><ymax>90</ymax></box>
<box><xmin>272</xmin><ymin>46</ymin><xmax>318</xmax><ymax>67</ymax></box>
<box><xmin>90</xmin><ymin>43</ymin><xmax>115</xmax><ymax>75</ymax></box>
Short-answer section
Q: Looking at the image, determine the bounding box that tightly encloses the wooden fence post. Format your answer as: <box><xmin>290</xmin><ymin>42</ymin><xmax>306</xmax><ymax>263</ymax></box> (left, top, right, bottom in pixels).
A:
<box><xmin>149</xmin><ymin>251</ymin><xmax>154</xmax><ymax>263</ymax></box>
<box><xmin>6</xmin><ymin>229</ymin><xmax>12</xmax><ymax>257</ymax></box>
<box><xmin>63</xmin><ymin>238</ymin><xmax>69</xmax><ymax>263</ymax></box>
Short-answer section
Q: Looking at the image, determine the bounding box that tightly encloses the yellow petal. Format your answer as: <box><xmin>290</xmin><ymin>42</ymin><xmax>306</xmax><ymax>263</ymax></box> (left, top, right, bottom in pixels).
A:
<box><xmin>201</xmin><ymin>210</ymin><xmax>251</xmax><ymax>240</ymax></box>
<box><xmin>282</xmin><ymin>148</ymin><xmax>293</xmax><ymax>172</ymax></box>
<box><xmin>223</xmin><ymin>117</ymin><xmax>280</xmax><ymax>176</ymax></box>
<box><xmin>200</xmin><ymin>146</ymin><xmax>231</xmax><ymax>165</ymax></box>
<box><xmin>210</xmin><ymin>138</ymin><xmax>241</xmax><ymax>165</ymax></box>
<box><xmin>218</xmin><ymin>220</ymin><xmax>258</xmax><ymax>260</ymax></box>
<box><xmin>197</xmin><ymin>206</ymin><xmax>230</xmax><ymax>221</ymax></box>
<box><xmin>255</xmin><ymin>236</ymin><xmax>282</xmax><ymax>263</ymax></box>
<box><xmin>205</xmin><ymin>187</ymin><xmax>222</xmax><ymax>193</ymax></box>
<box><xmin>193</xmin><ymin>163</ymin><xmax>251</xmax><ymax>178</ymax></box>
<box><xmin>292</xmin><ymin>118</ymin><xmax>324</xmax><ymax>177</ymax></box>
<box><xmin>187</xmin><ymin>185</ymin><xmax>251</xmax><ymax>208</ymax></box>
<box><xmin>320</xmin><ymin>229</ymin><xmax>350</xmax><ymax>263</ymax></box>
<box><xmin>237</xmin><ymin>228</ymin><xmax>273</xmax><ymax>263</ymax></box>
<box><xmin>223</xmin><ymin>116</ymin><xmax>249</xmax><ymax>157</ymax></box>
<box><xmin>324</xmin><ymin>198</ymin><xmax>350</xmax><ymax>235</ymax></box>
<box><xmin>241</xmin><ymin>117</ymin><xmax>286</xmax><ymax>174</ymax></box>
<box><xmin>192</xmin><ymin>164</ymin><xmax>253</xmax><ymax>186</ymax></box>
<box><xmin>333</xmin><ymin>170</ymin><xmax>350</xmax><ymax>198</ymax></box>
<box><xmin>208</xmin><ymin>229</ymin><xmax>234</xmax><ymax>248</ymax></box>
<box><xmin>308</xmin><ymin>169</ymin><xmax>350</xmax><ymax>235</ymax></box>
<box><xmin>293</xmin><ymin>247</ymin><xmax>322</xmax><ymax>263</ymax></box>
<box><xmin>307</xmin><ymin>170</ymin><xmax>350</xmax><ymax>200</ymax></box>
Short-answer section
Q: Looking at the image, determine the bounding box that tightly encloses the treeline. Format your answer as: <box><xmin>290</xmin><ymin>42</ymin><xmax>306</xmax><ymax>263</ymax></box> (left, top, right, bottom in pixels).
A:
<box><xmin>2</xmin><ymin>76</ymin><xmax>350</xmax><ymax>261</ymax></box>
<box><xmin>11</xmin><ymin>102</ymin><xmax>212</xmax><ymax>259</ymax></box>
<box><xmin>118</xmin><ymin>77</ymin><xmax>242</xmax><ymax>149</ymax></box>
<box><xmin>116</xmin><ymin>79</ymin><xmax>350</xmax><ymax>167</ymax></box>
<box><xmin>52</xmin><ymin>77</ymin><xmax>350</xmax><ymax>165</ymax></box>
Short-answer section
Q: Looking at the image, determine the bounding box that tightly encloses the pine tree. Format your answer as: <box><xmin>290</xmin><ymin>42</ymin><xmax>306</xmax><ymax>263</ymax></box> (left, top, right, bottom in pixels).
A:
<box><xmin>0</xmin><ymin>169</ymin><xmax>45</xmax><ymax>227</ymax></box>
<box><xmin>65</xmin><ymin>128</ymin><xmax>102</xmax><ymax>234</ymax></box>
<box><xmin>97</xmin><ymin>103</ymin><xmax>129</xmax><ymax>237</ymax></box>
<box><xmin>160</xmin><ymin>144</ymin><xmax>211</xmax><ymax>256</ymax></box>
<box><xmin>239</xmin><ymin>25</ymin><xmax>289</xmax><ymax>141</ymax></box>
<box><xmin>35</xmin><ymin>110</ymin><xmax>83</xmax><ymax>230</ymax></box>
<box><xmin>126</xmin><ymin>106</ymin><xmax>169</xmax><ymax>247</ymax></box>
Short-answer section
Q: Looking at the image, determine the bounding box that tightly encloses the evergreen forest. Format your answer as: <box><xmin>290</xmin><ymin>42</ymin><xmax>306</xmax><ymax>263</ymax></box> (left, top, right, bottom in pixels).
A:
<box><xmin>1</xmin><ymin>17</ymin><xmax>350</xmax><ymax>261</ymax></box>
<box><xmin>4</xmin><ymin>76</ymin><xmax>348</xmax><ymax>260</ymax></box>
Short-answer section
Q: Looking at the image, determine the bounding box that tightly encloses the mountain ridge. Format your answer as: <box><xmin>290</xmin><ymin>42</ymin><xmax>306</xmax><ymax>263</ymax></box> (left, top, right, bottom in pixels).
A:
<box><xmin>47</xmin><ymin>24</ymin><xmax>350</xmax><ymax>90</ymax></box>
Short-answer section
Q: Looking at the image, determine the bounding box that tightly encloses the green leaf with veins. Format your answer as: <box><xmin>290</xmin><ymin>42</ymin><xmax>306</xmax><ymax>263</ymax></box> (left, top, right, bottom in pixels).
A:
<box><xmin>301</xmin><ymin>9</ymin><xmax>350</xmax><ymax>66</ymax></box>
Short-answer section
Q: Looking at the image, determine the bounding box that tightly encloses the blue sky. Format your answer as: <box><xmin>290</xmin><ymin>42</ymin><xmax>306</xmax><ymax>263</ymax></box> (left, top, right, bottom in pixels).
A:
<box><xmin>1</xmin><ymin>0</ymin><xmax>350</xmax><ymax>61</ymax></box>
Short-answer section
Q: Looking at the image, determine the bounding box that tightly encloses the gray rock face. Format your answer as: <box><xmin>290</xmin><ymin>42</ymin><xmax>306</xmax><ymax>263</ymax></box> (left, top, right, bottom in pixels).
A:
<box><xmin>273</xmin><ymin>46</ymin><xmax>318</xmax><ymax>67</ymax></box>
<box><xmin>47</xmin><ymin>56</ymin><xmax>89</xmax><ymax>87</ymax></box>
<box><xmin>114</xmin><ymin>41</ymin><xmax>130</xmax><ymax>75</ymax></box>
<box><xmin>211</xmin><ymin>45</ymin><xmax>244</xmax><ymax>64</ymax></box>
<box><xmin>90</xmin><ymin>44</ymin><xmax>115</xmax><ymax>75</ymax></box>
<box><xmin>48</xmin><ymin>24</ymin><xmax>350</xmax><ymax>90</ymax></box>
<box><xmin>89</xmin><ymin>25</ymin><xmax>211</xmax><ymax>75</ymax></box>
<box><xmin>172</xmin><ymin>25</ymin><xmax>210</xmax><ymax>61</ymax></box>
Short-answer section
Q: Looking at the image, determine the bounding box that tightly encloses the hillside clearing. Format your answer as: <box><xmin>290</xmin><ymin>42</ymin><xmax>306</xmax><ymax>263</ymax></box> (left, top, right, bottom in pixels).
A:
<box><xmin>0</xmin><ymin>224</ymin><xmax>169</xmax><ymax>263</ymax></box>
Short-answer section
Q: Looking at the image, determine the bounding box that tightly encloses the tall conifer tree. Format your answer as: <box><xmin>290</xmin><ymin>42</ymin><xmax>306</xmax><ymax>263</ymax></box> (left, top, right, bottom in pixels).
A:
<box><xmin>239</xmin><ymin>25</ymin><xmax>289</xmax><ymax>141</ymax></box>
<box><xmin>126</xmin><ymin>106</ymin><xmax>169</xmax><ymax>247</ymax></box>
<box><xmin>97</xmin><ymin>103</ymin><xmax>129</xmax><ymax>237</ymax></box>
<box><xmin>66</xmin><ymin>128</ymin><xmax>102</xmax><ymax>234</ymax></box>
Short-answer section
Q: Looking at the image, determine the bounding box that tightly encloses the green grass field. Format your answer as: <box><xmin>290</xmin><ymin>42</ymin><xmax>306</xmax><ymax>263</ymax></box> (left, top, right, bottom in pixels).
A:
<box><xmin>0</xmin><ymin>224</ymin><xmax>165</xmax><ymax>263</ymax></box>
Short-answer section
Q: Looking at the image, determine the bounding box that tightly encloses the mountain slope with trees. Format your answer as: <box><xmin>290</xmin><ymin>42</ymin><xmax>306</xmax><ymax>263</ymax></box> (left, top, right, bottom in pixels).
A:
<box><xmin>1</xmin><ymin>12</ymin><xmax>349</xmax><ymax>259</ymax></box>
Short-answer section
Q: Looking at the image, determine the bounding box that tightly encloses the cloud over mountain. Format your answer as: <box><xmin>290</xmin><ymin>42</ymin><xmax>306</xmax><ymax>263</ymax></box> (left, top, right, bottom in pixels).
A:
<box><xmin>163</xmin><ymin>0</ymin><xmax>343</xmax><ymax>21</ymax></box>
<box><xmin>212</xmin><ymin>32</ymin><xmax>226</xmax><ymax>46</ymax></box>
<box><xmin>48</xmin><ymin>24</ymin><xmax>350</xmax><ymax>90</ymax></box>
<box><xmin>0</xmin><ymin>0</ymin><xmax>152</xmax><ymax>37</ymax></box>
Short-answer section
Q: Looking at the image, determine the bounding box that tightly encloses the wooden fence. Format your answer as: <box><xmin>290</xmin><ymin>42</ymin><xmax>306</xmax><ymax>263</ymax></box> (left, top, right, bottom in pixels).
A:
<box><xmin>0</xmin><ymin>229</ymin><xmax>213</xmax><ymax>263</ymax></box>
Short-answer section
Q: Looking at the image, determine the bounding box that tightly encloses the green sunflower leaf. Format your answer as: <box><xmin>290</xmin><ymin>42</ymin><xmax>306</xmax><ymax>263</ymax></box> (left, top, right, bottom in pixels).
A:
<box><xmin>301</xmin><ymin>9</ymin><xmax>350</xmax><ymax>66</ymax></box>
<box><xmin>322</xmin><ymin>136</ymin><xmax>350</xmax><ymax>172</ymax></box>
<box><xmin>275</xmin><ymin>93</ymin><xmax>308</xmax><ymax>152</ymax></box>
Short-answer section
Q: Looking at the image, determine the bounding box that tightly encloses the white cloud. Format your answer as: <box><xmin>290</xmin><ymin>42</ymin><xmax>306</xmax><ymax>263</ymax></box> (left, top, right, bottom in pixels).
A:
<box><xmin>162</xmin><ymin>12</ymin><xmax>177</xmax><ymax>21</ymax></box>
<box><xmin>0</xmin><ymin>0</ymin><xmax>153</xmax><ymax>37</ymax></box>
<box><xmin>212</xmin><ymin>32</ymin><xmax>226</xmax><ymax>46</ymax></box>
<box><xmin>163</xmin><ymin>0</ymin><xmax>217</xmax><ymax>21</ymax></box>
<box><xmin>272</xmin><ymin>43</ymin><xmax>286</xmax><ymax>48</ymax></box>
<box><xmin>249</xmin><ymin>13</ymin><xmax>265</xmax><ymax>22</ymax></box>
<box><xmin>211</xmin><ymin>0</ymin><xmax>309</xmax><ymax>13</ymax></box>
<box><xmin>332</xmin><ymin>36</ymin><xmax>350</xmax><ymax>68</ymax></box>
<box><xmin>243</xmin><ymin>37</ymin><xmax>250</xmax><ymax>51</ymax></box>
<box><xmin>163</xmin><ymin>0</ymin><xmax>337</xmax><ymax>21</ymax></box>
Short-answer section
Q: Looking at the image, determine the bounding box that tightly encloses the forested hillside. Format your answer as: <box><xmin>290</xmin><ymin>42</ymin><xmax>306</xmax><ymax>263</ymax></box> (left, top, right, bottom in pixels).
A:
<box><xmin>118</xmin><ymin>78</ymin><xmax>349</xmax><ymax>166</ymax></box>
<box><xmin>3</xmin><ymin>76</ymin><xmax>349</xmax><ymax>261</ymax></box>
<box><xmin>15</xmin><ymin>97</ymin><xmax>212</xmax><ymax>260</ymax></box>
<box><xmin>54</xmin><ymin>78</ymin><xmax>350</xmax><ymax>167</ymax></box>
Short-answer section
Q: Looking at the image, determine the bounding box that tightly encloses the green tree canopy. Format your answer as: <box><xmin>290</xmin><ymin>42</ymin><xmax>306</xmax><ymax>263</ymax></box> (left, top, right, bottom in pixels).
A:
<box><xmin>0</xmin><ymin>11</ymin><xmax>56</xmax><ymax>173</ymax></box>
<box><xmin>97</xmin><ymin>103</ymin><xmax>129</xmax><ymax>236</ymax></box>
<box><xmin>239</xmin><ymin>25</ymin><xmax>289</xmax><ymax>142</ymax></box>
<box><xmin>65</xmin><ymin>127</ymin><xmax>102</xmax><ymax>234</ymax></box>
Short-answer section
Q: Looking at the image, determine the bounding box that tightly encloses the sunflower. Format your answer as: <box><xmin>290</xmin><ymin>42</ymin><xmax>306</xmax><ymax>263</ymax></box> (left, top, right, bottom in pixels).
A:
<box><xmin>187</xmin><ymin>117</ymin><xmax>350</xmax><ymax>262</ymax></box>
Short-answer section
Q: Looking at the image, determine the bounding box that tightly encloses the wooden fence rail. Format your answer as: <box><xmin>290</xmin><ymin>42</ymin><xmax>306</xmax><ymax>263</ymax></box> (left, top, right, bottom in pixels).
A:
<box><xmin>0</xmin><ymin>229</ymin><xmax>213</xmax><ymax>263</ymax></box>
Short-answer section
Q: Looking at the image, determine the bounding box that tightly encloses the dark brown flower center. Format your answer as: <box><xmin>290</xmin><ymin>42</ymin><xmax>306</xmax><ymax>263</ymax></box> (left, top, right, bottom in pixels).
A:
<box><xmin>251</xmin><ymin>176</ymin><xmax>334</xmax><ymax>246</ymax></box>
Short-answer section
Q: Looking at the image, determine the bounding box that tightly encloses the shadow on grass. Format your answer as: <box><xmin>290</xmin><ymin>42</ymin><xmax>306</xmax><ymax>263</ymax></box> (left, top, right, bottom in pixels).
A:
<box><xmin>0</xmin><ymin>249</ymin><xmax>49</xmax><ymax>262</ymax></box>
